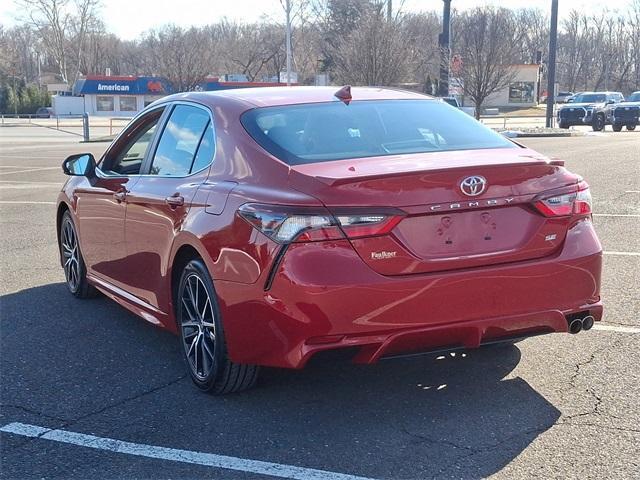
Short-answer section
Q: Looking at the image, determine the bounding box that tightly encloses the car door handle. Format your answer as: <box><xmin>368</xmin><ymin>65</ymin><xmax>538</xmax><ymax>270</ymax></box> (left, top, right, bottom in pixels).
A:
<box><xmin>165</xmin><ymin>194</ymin><xmax>185</xmax><ymax>207</ymax></box>
<box><xmin>113</xmin><ymin>190</ymin><xmax>127</xmax><ymax>203</ymax></box>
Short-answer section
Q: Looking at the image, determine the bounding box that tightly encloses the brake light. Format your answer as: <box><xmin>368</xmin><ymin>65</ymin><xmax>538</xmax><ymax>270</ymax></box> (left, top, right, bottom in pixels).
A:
<box><xmin>336</xmin><ymin>214</ymin><xmax>403</xmax><ymax>239</ymax></box>
<box><xmin>238</xmin><ymin>204</ymin><xmax>404</xmax><ymax>243</ymax></box>
<box><xmin>238</xmin><ymin>204</ymin><xmax>343</xmax><ymax>243</ymax></box>
<box><xmin>534</xmin><ymin>182</ymin><xmax>592</xmax><ymax>217</ymax></box>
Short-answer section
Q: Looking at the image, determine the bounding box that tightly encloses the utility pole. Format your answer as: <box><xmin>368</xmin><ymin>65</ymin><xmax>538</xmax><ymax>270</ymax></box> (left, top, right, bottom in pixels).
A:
<box><xmin>285</xmin><ymin>0</ymin><xmax>292</xmax><ymax>86</ymax></box>
<box><xmin>545</xmin><ymin>0</ymin><xmax>559</xmax><ymax>128</ymax></box>
<box><xmin>438</xmin><ymin>0</ymin><xmax>452</xmax><ymax>97</ymax></box>
<box><xmin>387</xmin><ymin>0</ymin><xmax>392</xmax><ymax>20</ymax></box>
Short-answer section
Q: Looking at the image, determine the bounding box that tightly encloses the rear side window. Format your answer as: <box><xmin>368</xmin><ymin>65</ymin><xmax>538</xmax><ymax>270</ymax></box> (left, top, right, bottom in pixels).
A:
<box><xmin>150</xmin><ymin>104</ymin><xmax>211</xmax><ymax>176</ymax></box>
<box><xmin>241</xmin><ymin>100</ymin><xmax>515</xmax><ymax>165</ymax></box>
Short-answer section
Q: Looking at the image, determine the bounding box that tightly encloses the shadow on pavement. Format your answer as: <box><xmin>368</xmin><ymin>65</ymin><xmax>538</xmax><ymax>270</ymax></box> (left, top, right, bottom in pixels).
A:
<box><xmin>1</xmin><ymin>283</ymin><xmax>561</xmax><ymax>479</ymax></box>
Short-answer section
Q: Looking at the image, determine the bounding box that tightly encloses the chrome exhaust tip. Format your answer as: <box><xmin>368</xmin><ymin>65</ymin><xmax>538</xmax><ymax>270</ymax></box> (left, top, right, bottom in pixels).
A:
<box><xmin>582</xmin><ymin>315</ymin><xmax>595</xmax><ymax>331</ymax></box>
<box><xmin>569</xmin><ymin>318</ymin><xmax>583</xmax><ymax>334</ymax></box>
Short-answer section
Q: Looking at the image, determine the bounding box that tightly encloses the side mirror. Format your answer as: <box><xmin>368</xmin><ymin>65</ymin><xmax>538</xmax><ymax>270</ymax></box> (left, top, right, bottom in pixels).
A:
<box><xmin>605</xmin><ymin>99</ymin><xmax>615</xmax><ymax>105</ymax></box>
<box><xmin>62</xmin><ymin>153</ymin><xmax>96</xmax><ymax>177</ymax></box>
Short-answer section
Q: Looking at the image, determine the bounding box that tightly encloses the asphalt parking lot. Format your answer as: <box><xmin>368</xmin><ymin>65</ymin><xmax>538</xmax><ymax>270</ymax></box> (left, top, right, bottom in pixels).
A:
<box><xmin>0</xmin><ymin>124</ymin><xmax>638</xmax><ymax>480</ymax></box>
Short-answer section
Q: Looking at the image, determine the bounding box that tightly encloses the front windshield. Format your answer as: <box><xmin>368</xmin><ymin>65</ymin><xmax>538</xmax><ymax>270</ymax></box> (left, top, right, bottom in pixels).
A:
<box><xmin>627</xmin><ymin>92</ymin><xmax>640</xmax><ymax>102</ymax></box>
<box><xmin>241</xmin><ymin>99</ymin><xmax>515</xmax><ymax>165</ymax></box>
<box><xmin>573</xmin><ymin>93</ymin><xmax>606</xmax><ymax>103</ymax></box>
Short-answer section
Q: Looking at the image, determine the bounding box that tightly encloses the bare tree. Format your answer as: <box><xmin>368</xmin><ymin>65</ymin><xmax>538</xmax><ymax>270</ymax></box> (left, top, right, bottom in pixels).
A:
<box><xmin>454</xmin><ymin>7</ymin><xmax>524</xmax><ymax>118</ymax></box>
<box><xmin>332</xmin><ymin>10</ymin><xmax>411</xmax><ymax>85</ymax></box>
<box><xmin>139</xmin><ymin>25</ymin><xmax>212</xmax><ymax>91</ymax></box>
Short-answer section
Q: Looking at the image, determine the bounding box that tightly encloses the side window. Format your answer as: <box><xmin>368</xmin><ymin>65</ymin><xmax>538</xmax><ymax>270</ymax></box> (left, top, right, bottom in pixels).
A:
<box><xmin>149</xmin><ymin>104</ymin><xmax>210</xmax><ymax>176</ymax></box>
<box><xmin>191</xmin><ymin>122</ymin><xmax>215</xmax><ymax>173</ymax></box>
<box><xmin>103</xmin><ymin>107</ymin><xmax>164</xmax><ymax>176</ymax></box>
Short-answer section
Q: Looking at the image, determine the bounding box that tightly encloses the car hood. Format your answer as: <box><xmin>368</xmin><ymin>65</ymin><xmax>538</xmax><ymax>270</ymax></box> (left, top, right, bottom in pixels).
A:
<box><xmin>560</xmin><ymin>102</ymin><xmax>604</xmax><ymax>109</ymax></box>
<box><xmin>616</xmin><ymin>101</ymin><xmax>640</xmax><ymax>107</ymax></box>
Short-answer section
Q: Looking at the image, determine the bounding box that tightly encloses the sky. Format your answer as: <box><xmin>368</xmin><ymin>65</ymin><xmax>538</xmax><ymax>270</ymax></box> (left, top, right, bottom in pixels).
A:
<box><xmin>0</xmin><ymin>0</ymin><xmax>633</xmax><ymax>40</ymax></box>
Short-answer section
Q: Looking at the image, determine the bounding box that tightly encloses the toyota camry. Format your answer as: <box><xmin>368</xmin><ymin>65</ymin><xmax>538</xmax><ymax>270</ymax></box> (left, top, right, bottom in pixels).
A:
<box><xmin>57</xmin><ymin>86</ymin><xmax>603</xmax><ymax>394</ymax></box>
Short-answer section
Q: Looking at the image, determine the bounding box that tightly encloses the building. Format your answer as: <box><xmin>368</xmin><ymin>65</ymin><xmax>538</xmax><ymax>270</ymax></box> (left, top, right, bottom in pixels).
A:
<box><xmin>456</xmin><ymin>64</ymin><xmax>541</xmax><ymax>110</ymax></box>
<box><xmin>56</xmin><ymin>75</ymin><xmax>289</xmax><ymax>116</ymax></box>
<box><xmin>70</xmin><ymin>75</ymin><xmax>175</xmax><ymax>116</ymax></box>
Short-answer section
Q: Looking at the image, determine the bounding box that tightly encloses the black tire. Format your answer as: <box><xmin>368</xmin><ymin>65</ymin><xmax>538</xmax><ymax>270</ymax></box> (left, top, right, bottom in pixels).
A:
<box><xmin>559</xmin><ymin>122</ymin><xmax>569</xmax><ymax>129</ymax></box>
<box><xmin>59</xmin><ymin>211</ymin><xmax>97</xmax><ymax>299</ymax></box>
<box><xmin>612</xmin><ymin>124</ymin><xmax>623</xmax><ymax>132</ymax></box>
<box><xmin>592</xmin><ymin>113</ymin><xmax>605</xmax><ymax>131</ymax></box>
<box><xmin>627</xmin><ymin>124</ymin><xmax>637</xmax><ymax>131</ymax></box>
<box><xmin>177</xmin><ymin>259</ymin><xmax>259</xmax><ymax>394</ymax></box>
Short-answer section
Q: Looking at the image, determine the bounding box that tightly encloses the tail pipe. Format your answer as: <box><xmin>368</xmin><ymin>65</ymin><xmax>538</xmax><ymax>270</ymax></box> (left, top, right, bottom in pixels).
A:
<box><xmin>566</xmin><ymin>313</ymin><xmax>596</xmax><ymax>334</ymax></box>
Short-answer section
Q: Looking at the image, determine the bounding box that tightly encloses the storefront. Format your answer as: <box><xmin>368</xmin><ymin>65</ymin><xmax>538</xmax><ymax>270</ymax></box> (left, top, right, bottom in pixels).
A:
<box><xmin>71</xmin><ymin>76</ymin><xmax>174</xmax><ymax>116</ymax></box>
<box><xmin>475</xmin><ymin>64</ymin><xmax>541</xmax><ymax>108</ymax></box>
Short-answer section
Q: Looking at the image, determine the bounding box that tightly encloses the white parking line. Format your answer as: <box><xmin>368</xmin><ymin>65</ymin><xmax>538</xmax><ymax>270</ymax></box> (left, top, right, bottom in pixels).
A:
<box><xmin>0</xmin><ymin>201</ymin><xmax>55</xmax><ymax>205</ymax></box>
<box><xmin>593</xmin><ymin>213</ymin><xmax>640</xmax><ymax>218</ymax></box>
<box><xmin>0</xmin><ymin>167</ymin><xmax>60</xmax><ymax>176</ymax></box>
<box><xmin>0</xmin><ymin>422</ymin><xmax>376</xmax><ymax>480</ymax></box>
<box><xmin>593</xmin><ymin>324</ymin><xmax>640</xmax><ymax>334</ymax></box>
<box><xmin>603</xmin><ymin>251</ymin><xmax>640</xmax><ymax>256</ymax></box>
<box><xmin>0</xmin><ymin>180</ymin><xmax>61</xmax><ymax>185</ymax></box>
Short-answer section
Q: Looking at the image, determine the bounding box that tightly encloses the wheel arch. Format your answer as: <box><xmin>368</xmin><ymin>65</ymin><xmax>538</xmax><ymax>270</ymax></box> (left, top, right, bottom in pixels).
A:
<box><xmin>168</xmin><ymin>235</ymin><xmax>215</xmax><ymax>331</ymax></box>
<box><xmin>56</xmin><ymin>202</ymin><xmax>71</xmax><ymax>265</ymax></box>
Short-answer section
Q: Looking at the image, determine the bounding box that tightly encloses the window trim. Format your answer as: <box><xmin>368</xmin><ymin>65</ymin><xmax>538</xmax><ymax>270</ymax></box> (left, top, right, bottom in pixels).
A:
<box><xmin>96</xmin><ymin>104</ymin><xmax>169</xmax><ymax>178</ymax></box>
<box><xmin>141</xmin><ymin>100</ymin><xmax>217</xmax><ymax>178</ymax></box>
<box><xmin>95</xmin><ymin>100</ymin><xmax>217</xmax><ymax>179</ymax></box>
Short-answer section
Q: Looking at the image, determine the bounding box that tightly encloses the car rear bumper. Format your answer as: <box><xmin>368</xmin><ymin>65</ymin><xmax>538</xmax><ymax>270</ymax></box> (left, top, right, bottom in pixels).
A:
<box><xmin>215</xmin><ymin>218</ymin><xmax>603</xmax><ymax>369</ymax></box>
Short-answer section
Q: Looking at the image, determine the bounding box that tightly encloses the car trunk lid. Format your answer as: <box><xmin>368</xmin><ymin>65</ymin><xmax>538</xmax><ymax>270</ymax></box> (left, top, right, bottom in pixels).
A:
<box><xmin>288</xmin><ymin>148</ymin><xmax>579</xmax><ymax>275</ymax></box>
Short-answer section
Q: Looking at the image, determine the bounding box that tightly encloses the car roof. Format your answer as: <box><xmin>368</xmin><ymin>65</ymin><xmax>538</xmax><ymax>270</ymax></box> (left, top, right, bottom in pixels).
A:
<box><xmin>162</xmin><ymin>86</ymin><xmax>433</xmax><ymax>108</ymax></box>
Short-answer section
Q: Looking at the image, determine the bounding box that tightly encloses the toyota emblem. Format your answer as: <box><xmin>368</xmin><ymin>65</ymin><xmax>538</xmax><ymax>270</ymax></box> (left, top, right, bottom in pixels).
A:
<box><xmin>460</xmin><ymin>176</ymin><xmax>487</xmax><ymax>196</ymax></box>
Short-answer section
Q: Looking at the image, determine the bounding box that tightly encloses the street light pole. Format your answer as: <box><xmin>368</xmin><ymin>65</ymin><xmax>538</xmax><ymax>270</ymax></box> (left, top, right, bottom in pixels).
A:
<box><xmin>285</xmin><ymin>0</ymin><xmax>292</xmax><ymax>86</ymax></box>
<box><xmin>545</xmin><ymin>0</ymin><xmax>559</xmax><ymax>128</ymax></box>
<box><xmin>438</xmin><ymin>0</ymin><xmax>452</xmax><ymax>97</ymax></box>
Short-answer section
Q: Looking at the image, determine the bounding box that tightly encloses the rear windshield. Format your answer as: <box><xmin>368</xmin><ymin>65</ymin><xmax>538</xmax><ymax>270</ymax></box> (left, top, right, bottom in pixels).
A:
<box><xmin>241</xmin><ymin>99</ymin><xmax>515</xmax><ymax>165</ymax></box>
<box><xmin>573</xmin><ymin>93</ymin><xmax>606</xmax><ymax>103</ymax></box>
<box><xmin>628</xmin><ymin>92</ymin><xmax>640</xmax><ymax>102</ymax></box>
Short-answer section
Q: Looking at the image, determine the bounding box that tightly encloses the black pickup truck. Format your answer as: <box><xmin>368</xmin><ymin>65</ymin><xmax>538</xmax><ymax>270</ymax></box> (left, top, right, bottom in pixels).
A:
<box><xmin>611</xmin><ymin>91</ymin><xmax>640</xmax><ymax>132</ymax></box>
<box><xmin>557</xmin><ymin>91</ymin><xmax>624</xmax><ymax>131</ymax></box>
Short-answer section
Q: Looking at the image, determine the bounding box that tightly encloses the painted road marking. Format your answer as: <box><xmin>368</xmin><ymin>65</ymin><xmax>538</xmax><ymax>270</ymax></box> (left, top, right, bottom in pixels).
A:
<box><xmin>0</xmin><ymin>167</ymin><xmax>61</xmax><ymax>176</ymax></box>
<box><xmin>603</xmin><ymin>251</ymin><xmax>640</xmax><ymax>256</ymax></box>
<box><xmin>0</xmin><ymin>180</ymin><xmax>61</xmax><ymax>185</ymax></box>
<box><xmin>0</xmin><ymin>422</ymin><xmax>376</xmax><ymax>480</ymax></box>
<box><xmin>0</xmin><ymin>184</ymin><xmax>60</xmax><ymax>189</ymax></box>
<box><xmin>0</xmin><ymin>201</ymin><xmax>55</xmax><ymax>205</ymax></box>
<box><xmin>593</xmin><ymin>213</ymin><xmax>640</xmax><ymax>218</ymax></box>
<box><xmin>593</xmin><ymin>324</ymin><xmax>640</xmax><ymax>334</ymax></box>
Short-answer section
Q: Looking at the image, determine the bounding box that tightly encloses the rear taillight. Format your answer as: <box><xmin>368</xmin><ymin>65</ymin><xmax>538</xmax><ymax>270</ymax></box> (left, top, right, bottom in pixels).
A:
<box><xmin>533</xmin><ymin>181</ymin><xmax>592</xmax><ymax>217</ymax></box>
<box><xmin>335</xmin><ymin>214</ymin><xmax>403</xmax><ymax>239</ymax></box>
<box><xmin>238</xmin><ymin>204</ymin><xmax>403</xmax><ymax>243</ymax></box>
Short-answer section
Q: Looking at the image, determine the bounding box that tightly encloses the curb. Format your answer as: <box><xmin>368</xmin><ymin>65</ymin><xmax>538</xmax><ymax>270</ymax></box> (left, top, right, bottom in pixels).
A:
<box><xmin>499</xmin><ymin>130</ymin><xmax>583</xmax><ymax>138</ymax></box>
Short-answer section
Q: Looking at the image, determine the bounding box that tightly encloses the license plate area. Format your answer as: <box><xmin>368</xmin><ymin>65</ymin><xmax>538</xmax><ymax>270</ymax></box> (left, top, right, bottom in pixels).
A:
<box><xmin>395</xmin><ymin>207</ymin><xmax>539</xmax><ymax>259</ymax></box>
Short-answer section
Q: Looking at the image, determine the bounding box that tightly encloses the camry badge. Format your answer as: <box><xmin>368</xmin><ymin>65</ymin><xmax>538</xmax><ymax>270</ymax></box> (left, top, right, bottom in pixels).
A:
<box><xmin>460</xmin><ymin>176</ymin><xmax>487</xmax><ymax>197</ymax></box>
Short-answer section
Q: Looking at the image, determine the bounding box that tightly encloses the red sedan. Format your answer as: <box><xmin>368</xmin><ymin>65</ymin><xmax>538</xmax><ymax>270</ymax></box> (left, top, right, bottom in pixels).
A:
<box><xmin>57</xmin><ymin>87</ymin><xmax>603</xmax><ymax>394</ymax></box>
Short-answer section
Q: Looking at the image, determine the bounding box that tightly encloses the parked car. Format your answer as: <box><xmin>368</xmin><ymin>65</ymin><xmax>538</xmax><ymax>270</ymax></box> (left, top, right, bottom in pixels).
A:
<box><xmin>611</xmin><ymin>91</ymin><xmax>640</xmax><ymax>132</ymax></box>
<box><xmin>57</xmin><ymin>87</ymin><xmax>603</xmax><ymax>394</ymax></box>
<box><xmin>540</xmin><ymin>91</ymin><xmax>573</xmax><ymax>103</ymax></box>
<box><xmin>439</xmin><ymin>96</ymin><xmax>475</xmax><ymax>116</ymax></box>
<box><xmin>557</xmin><ymin>91</ymin><xmax>624</xmax><ymax>131</ymax></box>
<box><xmin>556</xmin><ymin>91</ymin><xmax>574</xmax><ymax>103</ymax></box>
<box><xmin>35</xmin><ymin>107</ymin><xmax>53</xmax><ymax>118</ymax></box>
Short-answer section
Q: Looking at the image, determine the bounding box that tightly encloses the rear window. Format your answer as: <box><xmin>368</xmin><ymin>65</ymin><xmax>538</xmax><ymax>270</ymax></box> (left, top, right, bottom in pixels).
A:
<box><xmin>241</xmin><ymin>99</ymin><xmax>515</xmax><ymax>165</ymax></box>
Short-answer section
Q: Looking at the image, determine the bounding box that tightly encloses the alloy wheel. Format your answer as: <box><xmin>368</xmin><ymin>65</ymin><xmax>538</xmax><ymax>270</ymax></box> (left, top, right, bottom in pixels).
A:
<box><xmin>61</xmin><ymin>218</ymin><xmax>80</xmax><ymax>292</ymax></box>
<box><xmin>180</xmin><ymin>274</ymin><xmax>217</xmax><ymax>380</ymax></box>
